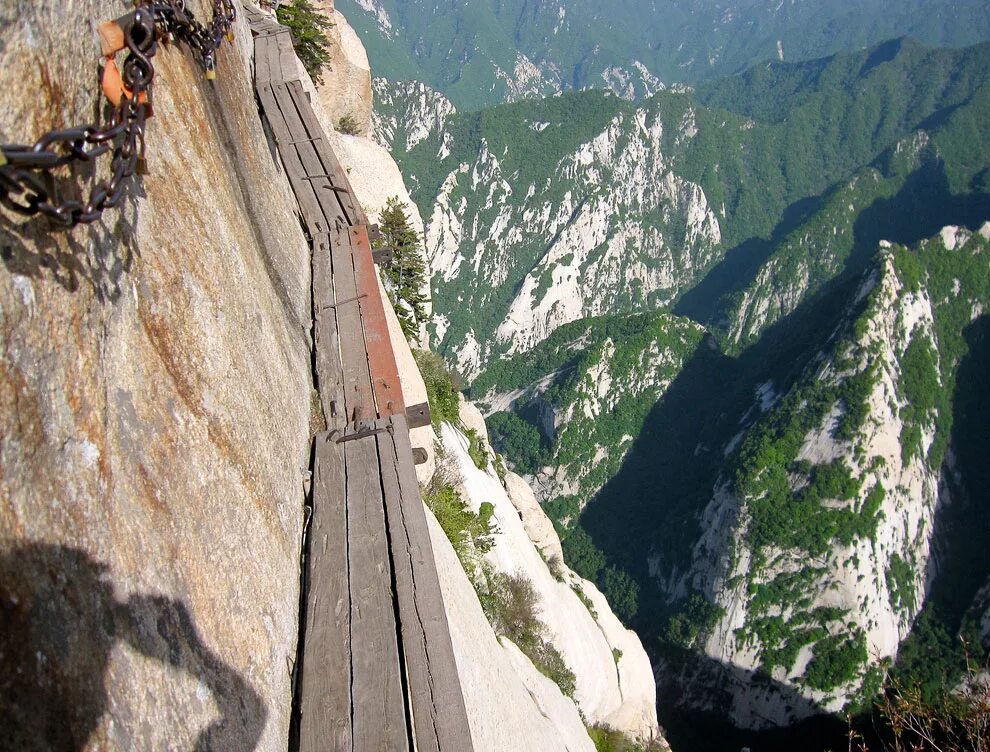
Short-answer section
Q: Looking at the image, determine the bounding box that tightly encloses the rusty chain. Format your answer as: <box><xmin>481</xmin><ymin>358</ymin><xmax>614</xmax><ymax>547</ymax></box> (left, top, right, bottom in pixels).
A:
<box><xmin>0</xmin><ymin>0</ymin><xmax>237</xmax><ymax>228</ymax></box>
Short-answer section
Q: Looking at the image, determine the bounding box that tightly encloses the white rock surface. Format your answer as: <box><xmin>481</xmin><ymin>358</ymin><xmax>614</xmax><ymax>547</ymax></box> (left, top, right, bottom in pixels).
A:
<box><xmin>313</xmin><ymin>2</ymin><xmax>373</xmax><ymax>135</ymax></box>
<box><xmin>440</xmin><ymin>407</ymin><xmax>661</xmax><ymax>741</ymax></box>
<box><xmin>427</xmin><ymin>509</ymin><xmax>595</xmax><ymax>752</ymax></box>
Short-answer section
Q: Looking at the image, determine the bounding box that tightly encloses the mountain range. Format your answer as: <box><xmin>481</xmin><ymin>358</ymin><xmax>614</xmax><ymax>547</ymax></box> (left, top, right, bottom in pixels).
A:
<box><xmin>372</xmin><ymin>31</ymin><xmax>990</xmax><ymax>748</ymax></box>
<box><xmin>341</xmin><ymin>0</ymin><xmax>990</xmax><ymax>109</ymax></box>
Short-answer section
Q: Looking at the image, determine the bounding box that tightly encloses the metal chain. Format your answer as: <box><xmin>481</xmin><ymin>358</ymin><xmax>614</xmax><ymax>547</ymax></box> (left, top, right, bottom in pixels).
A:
<box><xmin>0</xmin><ymin>0</ymin><xmax>237</xmax><ymax>228</ymax></box>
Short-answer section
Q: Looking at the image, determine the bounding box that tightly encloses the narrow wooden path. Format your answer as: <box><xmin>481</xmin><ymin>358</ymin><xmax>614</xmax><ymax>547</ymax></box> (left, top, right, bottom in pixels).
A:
<box><xmin>243</xmin><ymin>6</ymin><xmax>474</xmax><ymax>751</ymax></box>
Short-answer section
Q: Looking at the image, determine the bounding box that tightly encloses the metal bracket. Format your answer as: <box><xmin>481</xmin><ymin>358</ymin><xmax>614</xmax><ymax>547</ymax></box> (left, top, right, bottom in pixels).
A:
<box><xmin>372</xmin><ymin>246</ymin><xmax>394</xmax><ymax>265</ymax></box>
<box><xmin>301</xmin><ymin>175</ymin><xmax>349</xmax><ymax>192</ymax></box>
<box><xmin>406</xmin><ymin>401</ymin><xmax>432</xmax><ymax>429</ymax></box>
<box><xmin>288</xmin><ymin>136</ymin><xmax>324</xmax><ymax>146</ymax></box>
<box><xmin>320</xmin><ymin>293</ymin><xmax>367</xmax><ymax>311</ymax></box>
<box><xmin>331</xmin><ymin>422</ymin><xmax>393</xmax><ymax>444</ymax></box>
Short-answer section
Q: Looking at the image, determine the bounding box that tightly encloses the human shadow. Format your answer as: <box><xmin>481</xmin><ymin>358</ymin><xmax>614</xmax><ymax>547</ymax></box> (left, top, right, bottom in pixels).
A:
<box><xmin>0</xmin><ymin>543</ymin><xmax>267</xmax><ymax>751</ymax></box>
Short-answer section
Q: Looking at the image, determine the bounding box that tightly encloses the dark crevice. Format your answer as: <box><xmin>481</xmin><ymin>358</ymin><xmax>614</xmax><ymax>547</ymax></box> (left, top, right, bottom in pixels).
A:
<box><xmin>288</xmin><ymin>240</ymin><xmax>323</xmax><ymax>752</ymax></box>
<box><xmin>376</xmin><ymin>433</ymin><xmax>418</xmax><ymax>751</ymax></box>
<box><xmin>343</xmin><ymin>440</ymin><xmax>356</xmax><ymax>752</ymax></box>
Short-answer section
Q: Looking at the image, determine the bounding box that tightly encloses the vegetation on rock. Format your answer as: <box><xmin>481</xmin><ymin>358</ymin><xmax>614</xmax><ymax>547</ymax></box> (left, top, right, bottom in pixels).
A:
<box><xmin>276</xmin><ymin>0</ymin><xmax>334</xmax><ymax>85</ymax></box>
<box><xmin>375</xmin><ymin>197</ymin><xmax>429</xmax><ymax>339</ymax></box>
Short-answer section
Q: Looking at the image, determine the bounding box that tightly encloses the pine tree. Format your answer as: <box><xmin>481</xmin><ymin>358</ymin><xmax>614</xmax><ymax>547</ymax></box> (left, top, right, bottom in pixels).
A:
<box><xmin>275</xmin><ymin>0</ymin><xmax>334</xmax><ymax>86</ymax></box>
<box><xmin>376</xmin><ymin>197</ymin><xmax>429</xmax><ymax>339</ymax></box>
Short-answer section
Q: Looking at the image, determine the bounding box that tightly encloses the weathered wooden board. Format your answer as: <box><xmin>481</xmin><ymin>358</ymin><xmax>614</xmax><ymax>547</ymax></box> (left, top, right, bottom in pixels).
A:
<box><xmin>329</xmin><ymin>227</ymin><xmax>375</xmax><ymax>423</ymax></box>
<box><xmin>312</xmin><ymin>233</ymin><xmax>346</xmax><ymax>430</ymax></box>
<box><xmin>256</xmin><ymin>84</ymin><xmax>328</xmax><ymax>236</ymax></box>
<box><xmin>298</xmin><ymin>432</ymin><xmax>351</xmax><ymax>752</ymax></box>
<box><xmin>253</xmin><ymin>34</ymin><xmax>273</xmax><ymax>86</ymax></box>
<box><xmin>270</xmin><ymin>80</ymin><xmax>350</xmax><ymax>230</ymax></box>
<box><xmin>276</xmin><ymin>26</ymin><xmax>299</xmax><ymax>82</ymax></box>
<box><xmin>381</xmin><ymin>415</ymin><xmax>475</xmax><ymax>752</ymax></box>
<box><xmin>345</xmin><ymin>425</ymin><xmax>410</xmax><ymax>751</ymax></box>
<box><xmin>286</xmin><ymin>80</ymin><xmax>366</xmax><ymax>226</ymax></box>
<box><xmin>350</xmin><ymin>225</ymin><xmax>405</xmax><ymax>418</ymax></box>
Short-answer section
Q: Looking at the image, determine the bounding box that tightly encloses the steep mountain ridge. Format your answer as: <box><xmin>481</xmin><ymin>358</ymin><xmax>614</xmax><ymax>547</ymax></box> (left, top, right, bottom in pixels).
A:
<box><xmin>473</xmin><ymin>311</ymin><xmax>706</xmax><ymax>526</ymax></box>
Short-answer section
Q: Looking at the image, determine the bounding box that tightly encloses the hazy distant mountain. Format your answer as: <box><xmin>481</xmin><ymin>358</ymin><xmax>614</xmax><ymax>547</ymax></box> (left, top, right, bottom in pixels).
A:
<box><xmin>340</xmin><ymin>0</ymin><xmax>990</xmax><ymax>108</ymax></box>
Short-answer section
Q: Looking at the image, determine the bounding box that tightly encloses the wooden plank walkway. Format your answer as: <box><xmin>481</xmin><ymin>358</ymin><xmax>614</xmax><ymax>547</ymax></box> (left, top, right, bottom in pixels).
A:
<box><xmin>243</xmin><ymin>6</ymin><xmax>474</xmax><ymax>751</ymax></box>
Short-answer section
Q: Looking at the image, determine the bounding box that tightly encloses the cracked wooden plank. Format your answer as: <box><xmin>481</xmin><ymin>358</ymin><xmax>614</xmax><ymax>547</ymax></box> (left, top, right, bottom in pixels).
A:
<box><xmin>299</xmin><ymin>432</ymin><xmax>350</xmax><ymax>752</ymax></box>
<box><xmin>380</xmin><ymin>415</ymin><xmax>474</xmax><ymax>752</ymax></box>
<box><xmin>346</xmin><ymin>422</ymin><xmax>409</xmax><ymax>752</ymax></box>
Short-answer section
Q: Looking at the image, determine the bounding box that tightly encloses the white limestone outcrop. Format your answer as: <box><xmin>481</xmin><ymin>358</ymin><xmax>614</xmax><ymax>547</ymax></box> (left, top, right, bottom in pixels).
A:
<box><xmin>439</xmin><ymin>402</ymin><xmax>661</xmax><ymax>742</ymax></box>
<box><xmin>313</xmin><ymin>2</ymin><xmax>374</xmax><ymax>135</ymax></box>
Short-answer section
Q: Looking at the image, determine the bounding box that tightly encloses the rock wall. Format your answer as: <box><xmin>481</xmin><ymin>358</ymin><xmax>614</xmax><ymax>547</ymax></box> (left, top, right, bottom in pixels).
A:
<box><xmin>313</xmin><ymin>0</ymin><xmax>374</xmax><ymax>135</ymax></box>
<box><xmin>0</xmin><ymin>3</ymin><xmax>312</xmax><ymax>749</ymax></box>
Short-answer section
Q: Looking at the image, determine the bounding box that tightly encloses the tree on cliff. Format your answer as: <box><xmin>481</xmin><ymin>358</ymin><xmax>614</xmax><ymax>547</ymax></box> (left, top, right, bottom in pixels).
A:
<box><xmin>276</xmin><ymin>0</ymin><xmax>334</xmax><ymax>85</ymax></box>
<box><xmin>377</xmin><ymin>197</ymin><xmax>430</xmax><ymax>339</ymax></box>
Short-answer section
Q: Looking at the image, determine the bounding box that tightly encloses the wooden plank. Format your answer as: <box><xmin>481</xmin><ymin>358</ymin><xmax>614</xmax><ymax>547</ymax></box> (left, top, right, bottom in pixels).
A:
<box><xmin>350</xmin><ymin>225</ymin><xmax>405</xmax><ymax>418</ymax></box>
<box><xmin>377</xmin><ymin>423</ymin><xmax>439</xmax><ymax>752</ymax></box>
<box><xmin>329</xmin><ymin>227</ymin><xmax>375</xmax><ymax>423</ymax></box>
<box><xmin>299</xmin><ymin>432</ymin><xmax>351</xmax><ymax>752</ymax></box>
<box><xmin>313</xmin><ymin>233</ymin><xmax>346</xmax><ymax>431</ymax></box>
<box><xmin>380</xmin><ymin>415</ymin><xmax>475</xmax><ymax>752</ymax></box>
<box><xmin>270</xmin><ymin>80</ymin><xmax>349</xmax><ymax>229</ymax></box>
<box><xmin>257</xmin><ymin>83</ymin><xmax>329</xmax><ymax>236</ymax></box>
<box><xmin>286</xmin><ymin>80</ymin><xmax>366</xmax><ymax>226</ymax></box>
<box><xmin>253</xmin><ymin>34</ymin><xmax>274</xmax><ymax>87</ymax></box>
<box><xmin>346</xmin><ymin>423</ymin><xmax>410</xmax><ymax>752</ymax></box>
<box><xmin>276</xmin><ymin>28</ymin><xmax>299</xmax><ymax>82</ymax></box>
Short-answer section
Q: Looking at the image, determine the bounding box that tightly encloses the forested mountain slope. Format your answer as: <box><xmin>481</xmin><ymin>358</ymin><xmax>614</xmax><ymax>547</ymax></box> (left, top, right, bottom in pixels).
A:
<box><xmin>377</xmin><ymin>39</ymin><xmax>990</xmax><ymax>380</ymax></box>
<box><xmin>340</xmin><ymin>0</ymin><xmax>990</xmax><ymax>109</ymax></box>
<box><xmin>373</xmin><ymin>37</ymin><xmax>990</xmax><ymax>748</ymax></box>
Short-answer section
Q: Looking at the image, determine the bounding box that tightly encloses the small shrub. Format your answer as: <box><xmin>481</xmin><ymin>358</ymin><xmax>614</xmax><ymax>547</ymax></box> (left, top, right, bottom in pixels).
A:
<box><xmin>336</xmin><ymin>113</ymin><xmax>361</xmax><ymax>135</ymax></box>
<box><xmin>848</xmin><ymin>648</ymin><xmax>990</xmax><ymax>752</ymax></box>
<box><xmin>572</xmin><ymin>583</ymin><xmax>599</xmax><ymax>620</ymax></box>
<box><xmin>309</xmin><ymin>388</ymin><xmax>326</xmax><ymax>436</ymax></box>
<box><xmin>422</xmin><ymin>455</ymin><xmax>496</xmax><ymax>566</ymax></box>
<box><xmin>587</xmin><ymin>724</ymin><xmax>666</xmax><ymax>752</ymax></box>
<box><xmin>479</xmin><ymin>569</ymin><xmax>577</xmax><ymax>698</ymax></box>
<box><xmin>276</xmin><ymin>0</ymin><xmax>334</xmax><ymax>85</ymax></box>
<box><xmin>545</xmin><ymin>552</ymin><xmax>566</xmax><ymax>582</ymax></box>
<box><xmin>465</xmin><ymin>427</ymin><xmax>489</xmax><ymax>470</ymax></box>
<box><xmin>413</xmin><ymin>349</ymin><xmax>461</xmax><ymax>425</ymax></box>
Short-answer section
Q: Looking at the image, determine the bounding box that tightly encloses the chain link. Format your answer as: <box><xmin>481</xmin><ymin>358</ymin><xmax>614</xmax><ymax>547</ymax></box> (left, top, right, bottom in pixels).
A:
<box><xmin>0</xmin><ymin>0</ymin><xmax>238</xmax><ymax>228</ymax></box>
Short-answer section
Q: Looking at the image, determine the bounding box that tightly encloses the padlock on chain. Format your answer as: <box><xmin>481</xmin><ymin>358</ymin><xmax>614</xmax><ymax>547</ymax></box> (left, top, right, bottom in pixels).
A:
<box><xmin>205</xmin><ymin>54</ymin><xmax>217</xmax><ymax>80</ymax></box>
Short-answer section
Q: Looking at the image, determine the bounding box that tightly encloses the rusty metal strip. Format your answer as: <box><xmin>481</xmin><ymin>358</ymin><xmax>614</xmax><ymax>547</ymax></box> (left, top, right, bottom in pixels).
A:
<box><xmin>349</xmin><ymin>224</ymin><xmax>406</xmax><ymax>419</ymax></box>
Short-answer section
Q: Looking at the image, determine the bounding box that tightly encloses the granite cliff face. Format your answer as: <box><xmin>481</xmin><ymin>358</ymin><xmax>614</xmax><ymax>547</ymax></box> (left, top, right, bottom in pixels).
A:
<box><xmin>659</xmin><ymin>227</ymin><xmax>990</xmax><ymax>725</ymax></box>
<box><xmin>437</xmin><ymin>400</ymin><xmax>662</xmax><ymax>745</ymax></box>
<box><xmin>0</xmin><ymin>3</ymin><xmax>312</xmax><ymax>748</ymax></box>
<box><xmin>374</xmin><ymin>82</ymin><xmax>721</xmax><ymax>380</ymax></box>
<box><xmin>313</xmin><ymin>0</ymin><xmax>374</xmax><ymax>135</ymax></box>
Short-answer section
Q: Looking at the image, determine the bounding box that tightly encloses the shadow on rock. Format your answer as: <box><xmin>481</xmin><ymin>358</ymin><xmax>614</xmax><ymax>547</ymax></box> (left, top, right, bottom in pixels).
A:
<box><xmin>0</xmin><ymin>543</ymin><xmax>267</xmax><ymax>751</ymax></box>
<box><xmin>0</xmin><ymin>169</ymin><xmax>143</xmax><ymax>304</ymax></box>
